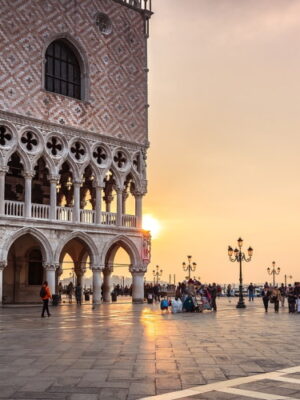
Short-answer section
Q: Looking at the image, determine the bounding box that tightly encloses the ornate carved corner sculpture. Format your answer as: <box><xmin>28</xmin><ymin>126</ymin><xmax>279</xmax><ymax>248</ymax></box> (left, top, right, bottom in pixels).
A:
<box><xmin>0</xmin><ymin>261</ymin><xmax>7</xmax><ymax>271</ymax></box>
<box><xmin>142</xmin><ymin>232</ymin><xmax>151</xmax><ymax>263</ymax></box>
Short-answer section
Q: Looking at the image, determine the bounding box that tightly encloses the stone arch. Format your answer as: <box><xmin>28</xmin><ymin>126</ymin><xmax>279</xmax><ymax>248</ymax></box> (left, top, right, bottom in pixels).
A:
<box><xmin>0</xmin><ymin>227</ymin><xmax>53</xmax><ymax>265</ymax></box>
<box><xmin>57</xmin><ymin>156</ymin><xmax>80</xmax><ymax>182</ymax></box>
<box><xmin>101</xmin><ymin>235</ymin><xmax>142</xmax><ymax>269</ymax></box>
<box><xmin>4</xmin><ymin>148</ymin><xmax>31</xmax><ymax>173</ymax></box>
<box><xmin>42</xmin><ymin>33</ymin><xmax>90</xmax><ymax>101</ymax></box>
<box><xmin>31</xmin><ymin>152</ymin><xmax>56</xmax><ymax>176</ymax></box>
<box><xmin>54</xmin><ymin>231</ymin><xmax>99</xmax><ymax>268</ymax></box>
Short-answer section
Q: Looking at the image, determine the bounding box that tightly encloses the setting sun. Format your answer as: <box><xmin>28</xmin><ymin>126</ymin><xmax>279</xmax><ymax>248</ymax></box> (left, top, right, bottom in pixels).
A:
<box><xmin>143</xmin><ymin>214</ymin><xmax>161</xmax><ymax>239</ymax></box>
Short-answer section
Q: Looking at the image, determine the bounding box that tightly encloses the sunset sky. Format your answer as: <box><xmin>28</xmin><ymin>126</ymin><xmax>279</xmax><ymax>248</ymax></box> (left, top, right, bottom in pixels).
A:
<box><xmin>142</xmin><ymin>0</ymin><xmax>300</xmax><ymax>284</ymax></box>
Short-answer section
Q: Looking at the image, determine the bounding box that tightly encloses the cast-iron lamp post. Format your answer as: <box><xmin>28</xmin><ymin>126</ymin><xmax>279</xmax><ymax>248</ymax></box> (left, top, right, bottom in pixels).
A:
<box><xmin>228</xmin><ymin>238</ymin><xmax>253</xmax><ymax>309</ymax></box>
<box><xmin>153</xmin><ymin>265</ymin><xmax>163</xmax><ymax>284</ymax></box>
<box><xmin>182</xmin><ymin>255</ymin><xmax>197</xmax><ymax>280</ymax></box>
<box><xmin>267</xmin><ymin>261</ymin><xmax>280</xmax><ymax>287</ymax></box>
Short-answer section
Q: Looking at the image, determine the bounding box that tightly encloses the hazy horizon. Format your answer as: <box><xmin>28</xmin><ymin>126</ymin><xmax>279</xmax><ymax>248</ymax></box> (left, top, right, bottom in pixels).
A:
<box><xmin>142</xmin><ymin>0</ymin><xmax>300</xmax><ymax>284</ymax></box>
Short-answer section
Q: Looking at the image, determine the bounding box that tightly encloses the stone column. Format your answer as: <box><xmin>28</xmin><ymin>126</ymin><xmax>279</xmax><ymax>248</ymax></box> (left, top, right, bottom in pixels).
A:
<box><xmin>116</xmin><ymin>188</ymin><xmax>123</xmax><ymax>226</ymax></box>
<box><xmin>135</xmin><ymin>192</ymin><xmax>143</xmax><ymax>229</ymax></box>
<box><xmin>92</xmin><ymin>267</ymin><xmax>102</xmax><ymax>305</ymax></box>
<box><xmin>44</xmin><ymin>264</ymin><xmax>56</xmax><ymax>295</ymax></box>
<box><xmin>49</xmin><ymin>175</ymin><xmax>59</xmax><ymax>220</ymax></box>
<box><xmin>73</xmin><ymin>181</ymin><xmax>81</xmax><ymax>223</ymax></box>
<box><xmin>0</xmin><ymin>262</ymin><xmax>7</xmax><ymax>306</ymax></box>
<box><xmin>131</xmin><ymin>268</ymin><xmax>145</xmax><ymax>303</ymax></box>
<box><xmin>0</xmin><ymin>168</ymin><xmax>8</xmax><ymax>216</ymax></box>
<box><xmin>94</xmin><ymin>185</ymin><xmax>103</xmax><ymax>225</ymax></box>
<box><xmin>102</xmin><ymin>268</ymin><xmax>113</xmax><ymax>302</ymax></box>
<box><xmin>24</xmin><ymin>172</ymin><xmax>34</xmax><ymax>218</ymax></box>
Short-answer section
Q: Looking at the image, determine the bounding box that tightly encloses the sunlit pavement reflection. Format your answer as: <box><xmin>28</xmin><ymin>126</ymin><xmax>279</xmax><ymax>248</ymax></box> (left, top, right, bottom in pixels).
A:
<box><xmin>0</xmin><ymin>298</ymin><xmax>299</xmax><ymax>400</ymax></box>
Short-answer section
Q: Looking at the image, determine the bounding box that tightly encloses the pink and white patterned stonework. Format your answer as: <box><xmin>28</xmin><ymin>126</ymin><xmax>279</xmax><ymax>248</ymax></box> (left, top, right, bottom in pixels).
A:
<box><xmin>0</xmin><ymin>0</ymin><xmax>149</xmax><ymax>145</ymax></box>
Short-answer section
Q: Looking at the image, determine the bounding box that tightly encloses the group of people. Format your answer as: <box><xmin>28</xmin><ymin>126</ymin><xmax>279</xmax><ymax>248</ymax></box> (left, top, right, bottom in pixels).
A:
<box><xmin>157</xmin><ymin>280</ymin><xmax>221</xmax><ymax>313</ymax></box>
<box><xmin>261</xmin><ymin>282</ymin><xmax>300</xmax><ymax>313</ymax></box>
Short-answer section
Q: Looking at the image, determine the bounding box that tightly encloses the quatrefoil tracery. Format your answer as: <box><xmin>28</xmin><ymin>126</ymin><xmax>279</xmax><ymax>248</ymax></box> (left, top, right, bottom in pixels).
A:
<box><xmin>0</xmin><ymin>126</ymin><xmax>12</xmax><ymax>146</ymax></box>
<box><xmin>47</xmin><ymin>136</ymin><xmax>63</xmax><ymax>156</ymax></box>
<box><xmin>93</xmin><ymin>146</ymin><xmax>107</xmax><ymax>165</ymax></box>
<box><xmin>71</xmin><ymin>141</ymin><xmax>85</xmax><ymax>161</ymax></box>
<box><xmin>21</xmin><ymin>131</ymin><xmax>38</xmax><ymax>151</ymax></box>
<box><xmin>113</xmin><ymin>151</ymin><xmax>127</xmax><ymax>169</ymax></box>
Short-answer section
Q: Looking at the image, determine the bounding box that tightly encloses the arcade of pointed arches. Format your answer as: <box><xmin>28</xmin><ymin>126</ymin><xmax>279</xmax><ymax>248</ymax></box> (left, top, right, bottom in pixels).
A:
<box><xmin>0</xmin><ymin>229</ymin><xmax>147</xmax><ymax>304</ymax></box>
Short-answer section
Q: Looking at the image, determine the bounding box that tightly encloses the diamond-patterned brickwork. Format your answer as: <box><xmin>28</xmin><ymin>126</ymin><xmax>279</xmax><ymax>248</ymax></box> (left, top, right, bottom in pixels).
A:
<box><xmin>0</xmin><ymin>0</ymin><xmax>148</xmax><ymax>145</ymax></box>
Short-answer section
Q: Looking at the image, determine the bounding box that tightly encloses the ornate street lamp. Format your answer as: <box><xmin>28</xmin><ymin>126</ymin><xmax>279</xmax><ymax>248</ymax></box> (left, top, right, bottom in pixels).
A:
<box><xmin>228</xmin><ymin>238</ymin><xmax>253</xmax><ymax>309</ymax></box>
<box><xmin>153</xmin><ymin>265</ymin><xmax>163</xmax><ymax>284</ymax></box>
<box><xmin>182</xmin><ymin>255</ymin><xmax>197</xmax><ymax>280</ymax></box>
<box><xmin>267</xmin><ymin>261</ymin><xmax>280</xmax><ymax>286</ymax></box>
<box><xmin>284</xmin><ymin>274</ymin><xmax>293</xmax><ymax>287</ymax></box>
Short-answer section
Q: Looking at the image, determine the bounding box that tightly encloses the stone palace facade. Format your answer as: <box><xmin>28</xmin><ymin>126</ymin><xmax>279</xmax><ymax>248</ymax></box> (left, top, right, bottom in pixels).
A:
<box><xmin>0</xmin><ymin>0</ymin><xmax>152</xmax><ymax>304</ymax></box>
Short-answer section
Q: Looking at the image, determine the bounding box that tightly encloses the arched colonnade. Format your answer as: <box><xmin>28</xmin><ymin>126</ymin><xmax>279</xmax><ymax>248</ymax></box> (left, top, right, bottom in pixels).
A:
<box><xmin>0</xmin><ymin>228</ymin><xmax>148</xmax><ymax>305</ymax></box>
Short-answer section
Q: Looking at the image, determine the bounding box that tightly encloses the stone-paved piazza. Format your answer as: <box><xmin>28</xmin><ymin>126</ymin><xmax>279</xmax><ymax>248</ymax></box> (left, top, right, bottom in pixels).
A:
<box><xmin>0</xmin><ymin>299</ymin><xmax>299</xmax><ymax>400</ymax></box>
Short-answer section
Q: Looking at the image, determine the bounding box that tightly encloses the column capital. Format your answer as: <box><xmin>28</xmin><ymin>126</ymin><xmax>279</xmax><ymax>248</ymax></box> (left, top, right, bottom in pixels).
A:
<box><xmin>93</xmin><ymin>182</ymin><xmax>105</xmax><ymax>190</ymax></box>
<box><xmin>133</xmin><ymin>190</ymin><xmax>145</xmax><ymax>197</ymax></box>
<box><xmin>0</xmin><ymin>261</ymin><xmax>7</xmax><ymax>271</ymax></box>
<box><xmin>48</xmin><ymin>174</ymin><xmax>60</xmax><ymax>183</ymax></box>
<box><xmin>73</xmin><ymin>179</ymin><xmax>83</xmax><ymax>186</ymax></box>
<box><xmin>0</xmin><ymin>167</ymin><xmax>9</xmax><ymax>176</ymax></box>
<box><xmin>129</xmin><ymin>265</ymin><xmax>147</xmax><ymax>274</ymax></box>
<box><xmin>23</xmin><ymin>171</ymin><xmax>35</xmax><ymax>179</ymax></box>
<box><xmin>43</xmin><ymin>263</ymin><xmax>58</xmax><ymax>271</ymax></box>
<box><xmin>91</xmin><ymin>266</ymin><xmax>104</xmax><ymax>272</ymax></box>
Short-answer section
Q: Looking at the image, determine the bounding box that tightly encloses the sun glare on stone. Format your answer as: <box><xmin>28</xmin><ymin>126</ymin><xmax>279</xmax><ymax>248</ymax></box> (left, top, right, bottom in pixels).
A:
<box><xmin>142</xmin><ymin>214</ymin><xmax>161</xmax><ymax>239</ymax></box>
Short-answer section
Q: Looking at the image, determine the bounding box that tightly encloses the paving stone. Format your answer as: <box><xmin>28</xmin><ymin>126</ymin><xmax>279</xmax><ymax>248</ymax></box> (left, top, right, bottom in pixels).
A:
<box><xmin>0</xmin><ymin>299</ymin><xmax>299</xmax><ymax>400</ymax></box>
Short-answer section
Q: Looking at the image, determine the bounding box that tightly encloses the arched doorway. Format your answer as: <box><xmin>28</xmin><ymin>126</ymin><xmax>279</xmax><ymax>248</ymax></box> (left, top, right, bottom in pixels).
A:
<box><xmin>3</xmin><ymin>234</ymin><xmax>46</xmax><ymax>303</ymax></box>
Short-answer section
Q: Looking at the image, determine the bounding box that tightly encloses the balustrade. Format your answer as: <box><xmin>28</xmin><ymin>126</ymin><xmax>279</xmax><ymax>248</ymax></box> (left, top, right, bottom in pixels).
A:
<box><xmin>101</xmin><ymin>212</ymin><xmax>117</xmax><ymax>225</ymax></box>
<box><xmin>3</xmin><ymin>202</ymin><xmax>136</xmax><ymax>228</ymax></box>
<box><xmin>80</xmin><ymin>209</ymin><xmax>95</xmax><ymax>224</ymax></box>
<box><xmin>32</xmin><ymin>204</ymin><xmax>50</xmax><ymax>220</ymax></box>
<box><xmin>4</xmin><ymin>200</ymin><xmax>24</xmax><ymax>217</ymax></box>
<box><xmin>122</xmin><ymin>214</ymin><xmax>137</xmax><ymax>228</ymax></box>
<box><xmin>56</xmin><ymin>206</ymin><xmax>73</xmax><ymax>222</ymax></box>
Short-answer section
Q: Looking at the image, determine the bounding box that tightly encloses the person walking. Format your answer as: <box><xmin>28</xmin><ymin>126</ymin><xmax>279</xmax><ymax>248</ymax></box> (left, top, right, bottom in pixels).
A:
<box><xmin>40</xmin><ymin>281</ymin><xmax>52</xmax><ymax>317</ymax></box>
<box><xmin>287</xmin><ymin>285</ymin><xmax>296</xmax><ymax>313</ymax></box>
<box><xmin>75</xmin><ymin>282</ymin><xmax>82</xmax><ymax>305</ymax></box>
<box><xmin>226</xmin><ymin>284</ymin><xmax>232</xmax><ymax>303</ymax></box>
<box><xmin>270</xmin><ymin>287</ymin><xmax>281</xmax><ymax>313</ymax></box>
<box><xmin>261</xmin><ymin>286</ymin><xmax>271</xmax><ymax>312</ymax></box>
<box><xmin>279</xmin><ymin>283</ymin><xmax>286</xmax><ymax>307</ymax></box>
<box><xmin>209</xmin><ymin>283</ymin><xmax>218</xmax><ymax>311</ymax></box>
<box><xmin>248</xmin><ymin>283</ymin><xmax>255</xmax><ymax>301</ymax></box>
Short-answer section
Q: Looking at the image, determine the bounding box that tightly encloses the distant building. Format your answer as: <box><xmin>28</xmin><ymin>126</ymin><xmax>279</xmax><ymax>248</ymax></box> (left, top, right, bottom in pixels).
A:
<box><xmin>0</xmin><ymin>0</ymin><xmax>152</xmax><ymax>304</ymax></box>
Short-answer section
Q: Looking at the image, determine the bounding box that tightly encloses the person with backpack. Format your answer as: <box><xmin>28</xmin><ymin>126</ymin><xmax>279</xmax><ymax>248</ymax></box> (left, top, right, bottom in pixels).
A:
<box><xmin>40</xmin><ymin>281</ymin><xmax>52</xmax><ymax>317</ymax></box>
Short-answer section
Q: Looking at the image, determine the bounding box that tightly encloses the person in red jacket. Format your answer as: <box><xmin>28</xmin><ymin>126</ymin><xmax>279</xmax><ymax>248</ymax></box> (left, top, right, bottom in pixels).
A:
<box><xmin>40</xmin><ymin>281</ymin><xmax>52</xmax><ymax>318</ymax></box>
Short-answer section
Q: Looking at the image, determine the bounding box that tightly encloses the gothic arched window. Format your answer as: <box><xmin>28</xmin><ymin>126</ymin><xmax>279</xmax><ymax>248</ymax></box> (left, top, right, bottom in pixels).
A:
<box><xmin>45</xmin><ymin>40</ymin><xmax>81</xmax><ymax>99</ymax></box>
